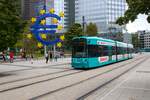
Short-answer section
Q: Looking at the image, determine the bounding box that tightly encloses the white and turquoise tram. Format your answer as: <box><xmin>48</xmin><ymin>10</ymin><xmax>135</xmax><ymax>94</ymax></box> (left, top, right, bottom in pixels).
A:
<box><xmin>71</xmin><ymin>36</ymin><xmax>133</xmax><ymax>69</ymax></box>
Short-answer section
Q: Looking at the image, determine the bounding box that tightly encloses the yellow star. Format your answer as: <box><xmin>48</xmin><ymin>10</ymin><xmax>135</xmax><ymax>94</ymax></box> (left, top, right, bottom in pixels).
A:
<box><xmin>37</xmin><ymin>42</ymin><xmax>43</xmax><ymax>48</ymax></box>
<box><xmin>49</xmin><ymin>8</ymin><xmax>55</xmax><ymax>14</ymax></box>
<box><xmin>57</xmin><ymin>25</ymin><xmax>63</xmax><ymax>30</ymax></box>
<box><xmin>40</xmin><ymin>20</ymin><xmax>46</xmax><ymax>25</ymax></box>
<box><xmin>60</xmin><ymin>35</ymin><xmax>65</xmax><ymax>41</ymax></box>
<box><xmin>40</xmin><ymin>9</ymin><xmax>46</xmax><ymax>15</ymax></box>
<box><xmin>41</xmin><ymin>34</ymin><xmax>47</xmax><ymax>39</ymax></box>
<box><xmin>27</xmin><ymin>33</ymin><xmax>32</xmax><ymax>39</ymax></box>
<box><xmin>59</xmin><ymin>11</ymin><xmax>64</xmax><ymax>18</ymax></box>
<box><xmin>31</xmin><ymin>17</ymin><xmax>36</xmax><ymax>23</ymax></box>
<box><xmin>57</xmin><ymin>42</ymin><xmax>62</xmax><ymax>48</ymax></box>
<box><xmin>52</xmin><ymin>18</ymin><xmax>58</xmax><ymax>24</ymax></box>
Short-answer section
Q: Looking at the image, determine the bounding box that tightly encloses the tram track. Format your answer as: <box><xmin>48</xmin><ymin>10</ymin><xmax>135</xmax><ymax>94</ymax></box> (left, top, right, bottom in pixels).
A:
<box><xmin>0</xmin><ymin>56</ymin><xmax>144</xmax><ymax>99</ymax></box>
<box><xmin>0</xmin><ymin>69</ymin><xmax>76</xmax><ymax>85</ymax></box>
<box><xmin>29</xmin><ymin>56</ymin><xmax>145</xmax><ymax>100</ymax></box>
<box><xmin>77</xmin><ymin>57</ymin><xmax>149</xmax><ymax>100</ymax></box>
<box><xmin>0</xmin><ymin>70</ymin><xmax>84</xmax><ymax>93</ymax></box>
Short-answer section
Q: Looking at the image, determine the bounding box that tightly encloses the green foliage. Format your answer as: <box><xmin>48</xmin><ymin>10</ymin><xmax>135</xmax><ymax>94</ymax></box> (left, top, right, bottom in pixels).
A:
<box><xmin>0</xmin><ymin>0</ymin><xmax>26</xmax><ymax>51</ymax></box>
<box><xmin>64</xmin><ymin>23</ymin><xmax>83</xmax><ymax>49</ymax></box>
<box><xmin>116</xmin><ymin>0</ymin><xmax>150</xmax><ymax>25</ymax></box>
<box><xmin>132</xmin><ymin>33</ymin><xmax>140</xmax><ymax>48</ymax></box>
<box><xmin>86</xmin><ymin>22</ymin><xmax>98</xmax><ymax>36</ymax></box>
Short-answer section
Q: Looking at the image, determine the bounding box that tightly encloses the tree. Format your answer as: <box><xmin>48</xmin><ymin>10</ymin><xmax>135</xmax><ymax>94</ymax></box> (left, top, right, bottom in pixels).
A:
<box><xmin>132</xmin><ymin>33</ymin><xmax>140</xmax><ymax>49</ymax></box>
<box><xmin>116</xmin><ymin>0</ymin><xmax>150</xmax><ymax>25</ymax></box>
<box><xmin>64</xmin><ymin>23</ymin><xmax>83</xmax><ymax>49</ymax></box>
<box><xmin>86</xmin><ymin>22</ymin><xmax>98</xmax><ymax>36</ymax></box>
<box><xmin>0</xmin><ymin>0</ymin><xmax>26</xmax><ymax>51</ymax></box>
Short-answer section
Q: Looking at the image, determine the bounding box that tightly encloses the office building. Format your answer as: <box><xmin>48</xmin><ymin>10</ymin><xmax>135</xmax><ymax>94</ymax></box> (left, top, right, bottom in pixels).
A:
<box><xmin>21</xmin><ymin>0</ymin><xmax>65</xmax><ymax>32</ymax></box>
<box><xmin>64</xmin><ymin>0</ymin><xmax>75</xmax><ymax>30</ymax></box>
<box><xmin>138</xmin><ymin>31</ymin><xmax>145</xmax><ymax>49</ymax></box>
<box><xmin>138</xmin><ymin>31</ymin><xmax>150</xmax><ymax>51</ymax></box>
<box><xmin>75</xmin><ymin>0</ymin><xmax>127</xmax><ymax>33</ymax></box>
<box><xmin>144</xmin><ymin>31</ymin><xmax>150</xmax><ymax>49</ymax></box>
<box><xmin>21</xmin><ymin>0</ymin><xmax>44</xmax><ymax>20</ymax></box>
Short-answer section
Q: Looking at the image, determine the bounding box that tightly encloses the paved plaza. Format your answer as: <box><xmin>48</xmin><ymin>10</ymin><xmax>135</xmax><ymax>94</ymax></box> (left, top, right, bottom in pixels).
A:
<box><xmin>0</xmin><ymin>53</ymin><xmax>149</xmax><ymax>100</ymax></box>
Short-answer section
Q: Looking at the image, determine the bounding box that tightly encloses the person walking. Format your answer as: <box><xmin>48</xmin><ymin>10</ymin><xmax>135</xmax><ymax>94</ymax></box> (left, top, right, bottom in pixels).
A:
<box><xmin>2</xmin><ymin>52</ymin><xmax>6</xmax><ymax>62</ymax></box>
<box><xmin>45</xmin><ymin>52</ymin><xmax>49</xmax><ymax>64</ymax></box>
<box><xmin>49</xmin><ymin>52</ymin><xmax>53</xmax><ymax>61</ymax></box>
<box><xmin>30</xmin><ymin>54</ymin><xmax>34</xmax><ymax>64</ymax></box>
<box><xmin>54</xmin><ymin>52</ymin><xmax>58</xmax><ymax>62</ymax></box>
<box><xmin>9</xmin><ymin>51</ymin><xmax>14</xmax><ymax>63</ymax></box>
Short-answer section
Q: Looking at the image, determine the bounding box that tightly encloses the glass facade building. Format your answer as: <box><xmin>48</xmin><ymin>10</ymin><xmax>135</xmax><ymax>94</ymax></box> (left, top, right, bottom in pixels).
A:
<box><xmin>75</xmin><ymin>0</ymin><xmax>127</xmax><ymax>33</ymax></box>
<box><xmin>45</xmin><ymin>0</ymin><xmax>65</xmax><ymax>32</ymax></box>
<box><xmin>21</xmin><ymin>0</ymin><xmax>65</xmax><ymax>32</ymax></box>
<box><xmin>64</xmin><ymin>0</ymin><xmax>75</xmax><ymax>30</ymax></box>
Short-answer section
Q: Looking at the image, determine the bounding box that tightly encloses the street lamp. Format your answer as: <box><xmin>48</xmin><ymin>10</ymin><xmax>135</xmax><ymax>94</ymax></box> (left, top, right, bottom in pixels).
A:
<box><xmin>82</xmin><ymin>16</ymin><xmax>87</xmax><ymax>36</ymax></box>
<box><xmin>44</xmin><ymin>0</ymin><xmax>47</xmax><ymax>56</ymax></box>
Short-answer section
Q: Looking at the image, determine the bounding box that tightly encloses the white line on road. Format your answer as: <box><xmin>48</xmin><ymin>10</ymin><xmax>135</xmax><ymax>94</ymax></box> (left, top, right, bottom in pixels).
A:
<box><xmin>120</xmin><ymin>87</ymin><xmax>150</xmax><ymax>91</ymax></box>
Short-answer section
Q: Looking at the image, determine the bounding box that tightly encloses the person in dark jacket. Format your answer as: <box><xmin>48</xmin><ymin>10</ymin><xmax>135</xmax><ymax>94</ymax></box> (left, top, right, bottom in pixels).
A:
<box><xmin>45</xmin><ymin>52</ymin><xmax>49</xmax><ymax>63</ymax></box>
<box><xmin>49</xmin><ymin>52</ymin><xmax>53</xmax><ymax>61</ymax></box>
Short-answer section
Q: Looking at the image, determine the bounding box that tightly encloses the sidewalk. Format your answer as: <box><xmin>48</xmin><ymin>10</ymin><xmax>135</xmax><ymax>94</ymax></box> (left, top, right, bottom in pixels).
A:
<box><xmin>1</xmin><ymin>57</ymin><xmax>71</xmax><ymax>68</ymax></box>
<box><xmin>99</xmin><ymin>54</ymin><xmax>150</xmax><ymax>100</ymax></box>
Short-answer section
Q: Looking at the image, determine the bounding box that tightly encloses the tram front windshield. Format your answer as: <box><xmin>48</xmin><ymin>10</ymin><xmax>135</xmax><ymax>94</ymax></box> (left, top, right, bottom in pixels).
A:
<box><xmin>72</xmin><ymin>39</ymin><xmax>87</xmax><ymax>58</ymax></box>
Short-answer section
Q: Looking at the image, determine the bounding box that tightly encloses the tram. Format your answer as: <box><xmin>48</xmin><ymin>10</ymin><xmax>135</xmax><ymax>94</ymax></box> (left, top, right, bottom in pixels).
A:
<box><xmin>71</xmin><ymin>36</ymin><xmax>133</xmax><ymax>69</ymax></box>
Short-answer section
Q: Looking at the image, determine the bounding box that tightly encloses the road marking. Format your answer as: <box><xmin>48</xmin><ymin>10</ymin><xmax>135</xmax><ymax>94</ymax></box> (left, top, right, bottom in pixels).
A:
<box><xmin>120</xmin><ymin>87</ymin><xmax>150</xmax><ymax>91</ymax></box>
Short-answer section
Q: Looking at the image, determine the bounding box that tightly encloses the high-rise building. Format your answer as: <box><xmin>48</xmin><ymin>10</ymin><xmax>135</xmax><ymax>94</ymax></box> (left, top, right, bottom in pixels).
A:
<box><xmin>45</xmin><ymin>0</ymin><xmax>65</xmax><ymax>31</ymax></box>
<box><xmin>138</xmin><ymin>31</ymin><xmax>145</xmax><ymax>49</ymax></box>
<box><xmin>21</xmin><ymin>0</ymin><xmax>44</xmax><ymax>20</ymax></box>
<box><xmin>75</xmin><ymin>0</ymin><xmax>127</xmax><ymax>33</ymax></box>
<box><xmin>64</xmin><ymin>0</ymin><xmax>75</xmax><ymax>30</ymax></box>
<box><xmin>138</xmin><ymin>31</ymin><xmax>150</xmax><ymax>51</ymax></box>
<box><xmin>21</xmin><ymin>0</ymin><xmax>65</xmax><ymax>32</ymax></box>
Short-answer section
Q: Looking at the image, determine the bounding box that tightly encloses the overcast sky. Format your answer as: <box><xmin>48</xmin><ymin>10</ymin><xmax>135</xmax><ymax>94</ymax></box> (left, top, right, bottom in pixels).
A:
<box><xmin>126</xmin><ymin>14</ymin><xmax>150</xmax><ymax>33</ymax></box>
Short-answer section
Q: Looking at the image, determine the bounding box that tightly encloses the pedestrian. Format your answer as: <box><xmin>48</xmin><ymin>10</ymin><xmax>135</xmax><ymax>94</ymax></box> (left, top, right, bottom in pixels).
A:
<box><xmin>9</xmin><ymin>51</ymin><xmax>14</xmax><ymax>63</ymax></box>
<box><xmin>60</xmin><ymin>51</ymin><xmax>64</xmax><ymax>58</ymax></box>
<box><xmin>54</xmin><ymin>52</ymin><xmax>58</xmax><ymax>62</ymax></box>
<box><xmin>23</xmin><ymin>52</ymin><xmax>27</xmax><ymax>61</ymax></box>
<box><xmin>49</xmin><ymin>51</ymin><xmax>53</xmax><ymax>61</ymax></box>
<box><xmin>2</xmin><ymin>52</ymin><xmax>6</xmax><ymax>62</ymax></box>
<box><xmin>30</xmin><ymin>54</ymin><xmax>34</xmax><ymax>64</ymax></box>
<box><xmin>45</xmin><ymin>52</ymin><xmax>49</xmax><ymax>64</ymax></box>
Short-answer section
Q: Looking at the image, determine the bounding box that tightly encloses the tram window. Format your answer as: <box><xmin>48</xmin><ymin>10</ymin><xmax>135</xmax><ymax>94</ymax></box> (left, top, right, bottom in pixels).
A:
<box><xmin>88</xmin><ymin>45</ymin><xmax>100</xmax><ymax>57</ymax></box>
<box><xmin>125</xmin><ymin>48</ymin><xmax>128</xmax><ymax>53</ymax></box>
<box><xmin>112</xmin><ymin>46</ymin><xmax>116</xmax><ymax>55</ymax></box>
<box><xmin>72</xmin><ymin>46</ymin><xmax>87</xmax><ymax>58</ymax></box>
<box><xmin>103</xmin><ymin>46</ymin><xmax>109</xmax><ymax>56</ymax></box>
<box><xmin>117</xmin><ymin>47</ymin><xmax>120</xmax><ymax>54</ymax></box>
<box><xmin>122</xmin><ymin>48</ymin><xmax>125</xmax><ymax>54</ymax></box>
<box><xmin>98</xmin><ymin>46</ymin><xmax>104</xmax><ymax>56</ymax></box>
<box><xmin>98</xmin><ymin>45</ymin><xmax>109</xmax><ymax>56</ymax></box>
<box><xmin>117</xmin><ymin>47</ymin><xmax>123</xmax><ymax>54</ymax></box>
<box><xmin>88</xmin><ymin>45</ymin><xmax>110</xmax><ymax>57</ymax></box>
<box><xmin>127</xmin><ymin>48</ymin><xmax>129</xmax><ymax>53</ymax></box>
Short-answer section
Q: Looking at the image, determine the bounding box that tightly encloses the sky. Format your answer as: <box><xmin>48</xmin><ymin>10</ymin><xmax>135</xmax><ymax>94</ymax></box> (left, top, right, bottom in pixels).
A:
<box><xmin>126</xmin><ymin>14</ymin><xmax>150</xmax><ymax>33</ymax></box>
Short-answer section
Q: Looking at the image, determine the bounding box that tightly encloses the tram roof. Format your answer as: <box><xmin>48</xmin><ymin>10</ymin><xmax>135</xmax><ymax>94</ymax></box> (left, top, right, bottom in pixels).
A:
<box><xmin>73</xmin><ymin>36</ymin><xmax>133</xmax><ymax>48</ymax></box>
<box><xmin>74</xmin><ymin>36</ymin><xmax>115</xmax><ymax>42</ymax></box>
